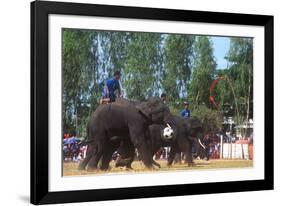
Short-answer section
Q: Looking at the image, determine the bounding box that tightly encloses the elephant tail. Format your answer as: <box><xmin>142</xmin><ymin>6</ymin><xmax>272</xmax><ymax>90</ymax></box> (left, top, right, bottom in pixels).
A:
<box><xmin>78</xmin><ymin>119</ymin><xmax>95</xmax><ymax>146</ymax></box>
<box><xmin>78</xmin><ymin>138</ymin><xmax>95</xmax><ymax>146</ymax></box>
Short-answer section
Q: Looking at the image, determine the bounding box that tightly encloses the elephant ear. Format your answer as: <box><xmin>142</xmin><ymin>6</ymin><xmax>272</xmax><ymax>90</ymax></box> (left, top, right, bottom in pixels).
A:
<box><xmin>136</xmin><ymin>102</ymin><xmax>152</xmax><ymax>119</ymax></box>
<box><xmin>189</xmin><ymin>117</ymin><xmax>202</xmax><ymax>129</ymax></box>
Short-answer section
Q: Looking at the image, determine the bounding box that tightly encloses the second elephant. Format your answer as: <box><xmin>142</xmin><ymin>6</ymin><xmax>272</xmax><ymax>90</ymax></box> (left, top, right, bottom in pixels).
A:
<box><xmin>116</xmin><ymin>116</ymin><xmax>207</xmax><ymax>168</ymax></box>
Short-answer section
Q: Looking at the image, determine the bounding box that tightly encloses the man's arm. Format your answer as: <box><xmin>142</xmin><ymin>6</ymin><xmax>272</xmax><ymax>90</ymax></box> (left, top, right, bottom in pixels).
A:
<box><xmin>180</xmin><ymin>110</ymin><xmax>184</xmax><ymax>117</ymax></box>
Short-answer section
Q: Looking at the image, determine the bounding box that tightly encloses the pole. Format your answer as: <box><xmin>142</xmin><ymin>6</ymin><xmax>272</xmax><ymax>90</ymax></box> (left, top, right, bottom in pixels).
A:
<box><xmin>220</xmin><ymin>134</ymin><xmax>223</xmax><ymax>159</ymax></box>
<box><xmin>75</xmin><ymin>114</ymin><xmax>78</xmax><ymax>136</ymax></box>
<box><xmin>230</xmin><ymin>122</ymin><xmax>232</xmax><ymax>159</ymax></box>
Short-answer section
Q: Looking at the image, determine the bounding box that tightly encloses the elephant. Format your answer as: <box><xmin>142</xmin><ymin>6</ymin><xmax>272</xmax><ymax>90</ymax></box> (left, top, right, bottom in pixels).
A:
<box><xmin>78</xmin><ymin>97</ymin><xmax>174</xmax><ymax>171</ymax></box>
<box><xmin>115</xmin><ymin>116</ymin><xmax>207</xmax><ymax>168</ymax></box>
<box><xmin>183</xmin><ymin>117</ymin><xmax>209</xmax><ymax>160</ymax></box>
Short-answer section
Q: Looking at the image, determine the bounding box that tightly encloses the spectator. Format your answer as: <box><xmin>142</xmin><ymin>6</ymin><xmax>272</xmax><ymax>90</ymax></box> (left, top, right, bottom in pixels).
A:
<box><xmin>63</xmin><ymin>133</ymin><xmax>70</xmax><ymax>139</ymax></box>
<box><xmin>101</xmin><ymin>70</ymin><xmax>121</xmax><ymax>103</ymax></box>
<box><xmin>180</xmin><ymin>101</ymin><xmax>191</xmax><ymax>119</ymax></box>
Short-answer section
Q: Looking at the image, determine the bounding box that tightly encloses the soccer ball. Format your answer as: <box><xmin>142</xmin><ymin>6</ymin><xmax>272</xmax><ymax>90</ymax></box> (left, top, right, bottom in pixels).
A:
<box><xmin>163</xmin><ymin>124</ymin><xmax>174</xmax><ymax>140</ymax></box>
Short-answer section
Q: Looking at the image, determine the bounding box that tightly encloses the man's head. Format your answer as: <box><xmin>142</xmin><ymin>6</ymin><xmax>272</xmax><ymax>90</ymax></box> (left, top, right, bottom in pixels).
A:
<box><xmin>114</xmin><ymin>70</ymin><xmax>121</xmax><ymax>80</ymax></box>
<box><xmin>160</xmin><ymin>93</ymin><xmax>166</xmax><ymax>101</ymax></box>
<box><xmin>183</xmin><ymin>101</ymin><xmax>189</xmax><ymax>109</ymax></box>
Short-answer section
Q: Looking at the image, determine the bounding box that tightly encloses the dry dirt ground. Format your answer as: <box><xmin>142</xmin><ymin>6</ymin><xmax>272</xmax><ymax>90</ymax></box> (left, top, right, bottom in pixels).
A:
<box><xmin>63</xmin><ymin>159</ymin><xmax>253</xmax><ymax>176</ymax></box>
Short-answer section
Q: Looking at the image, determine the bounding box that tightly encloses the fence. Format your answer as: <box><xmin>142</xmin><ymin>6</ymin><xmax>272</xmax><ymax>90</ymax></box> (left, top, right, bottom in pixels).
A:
<box><xmin>221</xmin><ymin>142</ymin><xmax>252</xmax><ymax>160</ymax></box>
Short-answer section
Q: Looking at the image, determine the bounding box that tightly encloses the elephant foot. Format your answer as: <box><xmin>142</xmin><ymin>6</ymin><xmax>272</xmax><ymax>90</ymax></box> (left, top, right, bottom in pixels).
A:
<box><xmin>115</xmin><ymin>157</ymin><xmax>133</xmax><ymax>168</ymax></box>
<box><xmin>100</xmin><ymin>165</ymin><xmax>112</xmax><ymax>171</ymax></box>
<box><xmin>144</xmin><ymin>163</ymin><xmax>157</xmax><ymax>171</ymax></box>
<box><xmin>78</xmin><ymin>165</ymin><xmax>86</xmax><ymax>170</ymax></box>
<box><xmin>125</xmin><ymin>166</ymin><xmax>134</xmax><ymax>170</ymax></box>
<box><xmin>86</xmin><ymin>166</ymin><xmax>98</xmax><ymax>172</ymax></box>
<box><xmin>78</xmin><ymin>162</ymin><xmax>88</xmax><ymax>170</ymax></box>
<box><xmin>187</xmin><ymin>162</ymin><xmax>195</xmax><ymax>167</ymax></box>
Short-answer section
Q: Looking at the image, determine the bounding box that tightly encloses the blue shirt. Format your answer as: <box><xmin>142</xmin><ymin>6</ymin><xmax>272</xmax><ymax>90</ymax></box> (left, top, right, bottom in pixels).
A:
<box><xmin>103</xmin><ymin>78</ymin><xmax>120</xmax><ymax>102</ymax></box>
<box><xmin>180</xmin><ymin>109</ymin><xmax>191</xmax><ymax>119</ymax></box>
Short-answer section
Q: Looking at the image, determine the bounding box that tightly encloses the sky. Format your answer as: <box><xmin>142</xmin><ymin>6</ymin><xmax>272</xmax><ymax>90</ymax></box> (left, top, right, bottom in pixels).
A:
<box><xmin>210</xmin><ymin>36</ymin><xmax>231</xmax><ymax>70</ymax></box>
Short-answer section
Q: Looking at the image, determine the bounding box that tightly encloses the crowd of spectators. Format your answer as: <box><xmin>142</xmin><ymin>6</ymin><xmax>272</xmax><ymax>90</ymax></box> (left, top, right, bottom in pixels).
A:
<box><xmin>63</xmin><ymin>133</ymin><xmax>87</xmax><ymax>162</ymax></box>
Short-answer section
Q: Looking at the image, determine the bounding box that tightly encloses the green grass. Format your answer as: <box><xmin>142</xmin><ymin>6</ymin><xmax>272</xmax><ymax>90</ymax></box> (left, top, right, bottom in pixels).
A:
<box><xmin>63</xmin><ymin>159</ymin><xmax>253</xmax><ymax>176</ymax></box>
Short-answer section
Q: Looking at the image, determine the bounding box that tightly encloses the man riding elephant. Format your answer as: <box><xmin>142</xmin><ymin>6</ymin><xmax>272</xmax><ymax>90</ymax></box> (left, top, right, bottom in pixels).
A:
<box><xmin>100</xmin><ymin>70</ymin><xmax>122</xmax><ymax>104</ymax></box>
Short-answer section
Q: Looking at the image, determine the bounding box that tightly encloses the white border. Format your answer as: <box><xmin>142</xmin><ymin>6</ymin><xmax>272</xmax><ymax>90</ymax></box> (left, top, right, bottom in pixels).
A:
<box><xmin>49</xmin><ymin>14</ymin><xmax>265</xmax><ymax>192</ymax></box>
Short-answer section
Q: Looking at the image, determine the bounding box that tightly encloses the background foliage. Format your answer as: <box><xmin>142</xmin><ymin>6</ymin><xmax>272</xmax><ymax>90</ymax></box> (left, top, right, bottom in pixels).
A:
<box><xmin>62</xmin><ymin>29</ymin><xmax>253</xmax><ymax>137</ymax></box>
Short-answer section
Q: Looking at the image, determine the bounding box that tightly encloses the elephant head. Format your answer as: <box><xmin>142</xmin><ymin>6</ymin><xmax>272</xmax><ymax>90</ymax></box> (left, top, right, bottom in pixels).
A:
<box><xmin>184</xmin><ymin>117</ymin><xmax>209</xmax><ymax>160</ymax></box>
<box><xmin>136</xmin><ymin>97</ymin><xmax>173</xmax><ymax>124</ymax></box>
<box><xmin>184</xmin><ymin>117</ymin><xmax>204</xmax><ymax>139</ymax></box>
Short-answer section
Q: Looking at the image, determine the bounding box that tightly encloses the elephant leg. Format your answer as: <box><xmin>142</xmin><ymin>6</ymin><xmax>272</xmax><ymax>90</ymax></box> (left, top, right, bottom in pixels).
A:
<box><xmin>124</xmin><ymin>140</ymin><xmax>135</xmax><ymax>169</ymax></box>
<box><xmin>135</xmin><ymin>141</ymin><xmax>153</xmax><ymax>168</ymax></box>
<box><xmin>178</xmin><ymin>152</ymin><xmax>183</xmax><ymax>164</ymax></box>
<box><xmin>167</xmin><ymin>146</ymin><xmax>177</xmax><ymax>166</ymax></box>
<box><xmin>205</xmin><ymin>147</ymin><xmax>210</xmax><ymax>161</ymax></box>
<box><xmin>87</xmin><ymin>141</ymin><xmax>105</xmax><ymax>171</ymax></box>
<box><xmin>130</xmin><ymin>132</ymin><xmax>153</xmax><ymax>168</ymax></box>
<box><xmin>78</xmin><ymin>154</ymin><xmax>92</xmax><ymax>170</ymax></box>
<box><xmin>78</xmin><ymin>145</ymin><xmax>93</xmax><ymax>170</ymax></box>
<box><xmin>180</xmin><ymin>142</ymin><xmax>194</xmax><ymax>167</ymax></box>
<box><xmin>100</xmin><ymin>144</ymin><xmax>116</xmax><ymax>171</ymax></box>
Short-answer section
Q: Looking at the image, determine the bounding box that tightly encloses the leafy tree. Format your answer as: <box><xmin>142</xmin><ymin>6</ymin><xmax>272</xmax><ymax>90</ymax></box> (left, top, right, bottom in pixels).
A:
<box><xmin>213</xmin><ymin>38</ymin><xmax>253</xmax><ymax>138</ymax></box>
<box><xmin>192</xmin><ymin>105</ymin><xmax>223</xmax><ymax>133</ymax></box>
<box><xmin>216</xmin><ymin>38</ymin><xmax>253</xmax><ymax>121</ymax></box>
<box><xmin>162</xmin><ymin>34</ymin><xmax>194</xmax><ymax>108</ymax></box>
<box><xmin>63</xmin><ymin>29</ymin><xmax>97</xmax><ymax>135</ymax></box>
<box><xmin>98</xmin><ymin>32</ymin><xmax>130</xmax><ymax>78</ymax></box>
<box><xmin>123</xmin><ymin>33</ymin><xmax>163</xmax><ymax>100</ymax></box>
<box><xmin>189</xmin><ymin>36</ymin><xmax>216</xmax><ymax>107</ymax></box>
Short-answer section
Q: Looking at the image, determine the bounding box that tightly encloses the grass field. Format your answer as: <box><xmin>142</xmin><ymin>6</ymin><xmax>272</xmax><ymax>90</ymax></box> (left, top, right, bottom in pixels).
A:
<box><xmin>63</xmin><ymin>159</ymin><xmax>253</xmax><ymax>176</ymax></box>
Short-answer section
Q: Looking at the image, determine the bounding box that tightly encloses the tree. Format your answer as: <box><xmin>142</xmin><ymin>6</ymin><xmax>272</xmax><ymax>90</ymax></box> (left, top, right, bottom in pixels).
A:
<box><xmin>63</xmin><ymin>29</ymin><xmax>102</xmax><ymax>136</ymax></box>
<box><xmin>216</xmin><ymin>38</ymin><xmax>253</xmax><ymax>121</ymax></box>
<box><xmin>192</xmin><ymin>105</ymin><xmax>223</xmax><ymax>133</ymax></box>
<box><xmin>214</xmin><ymin>37</ymin><xmax>253</xmax><ymax>138</ymax></box>
<box><xmin>123</xmin><ymin>32</ymin><xmax>163</xmax><ymax>100</ymax></box>
<box><xmin>189</xmin><ymin>36</ymin><xmax>216</xmax><ymax>107</ymax></box>
<box><xmin>162</xmin><ymin>34</ymin><xmax>194</xmax><ymax>109</ymax></box>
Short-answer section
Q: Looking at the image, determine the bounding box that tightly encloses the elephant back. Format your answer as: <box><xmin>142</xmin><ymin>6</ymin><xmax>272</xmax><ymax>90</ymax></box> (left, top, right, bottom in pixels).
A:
<box><xmin>115</xmin><ymin>97</ymin><xmax>140</xmax><ymax>107</ymax></box>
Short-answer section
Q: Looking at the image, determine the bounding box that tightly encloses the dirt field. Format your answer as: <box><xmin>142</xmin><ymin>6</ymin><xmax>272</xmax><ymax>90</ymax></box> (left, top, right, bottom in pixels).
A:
<box><xmin>63</xmin><ymin>159</ymin><xmax>253</xmax><ymax>176</ymax></box>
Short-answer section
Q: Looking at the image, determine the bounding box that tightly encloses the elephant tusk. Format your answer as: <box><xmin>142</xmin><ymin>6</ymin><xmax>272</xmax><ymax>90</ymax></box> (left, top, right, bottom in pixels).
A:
<box><xmin>198</xmin><ymin>139</ymin><xmax>206</xmax><ymax>149</ymax></box>
<box><xmin>166</xmin><ymin>123</ymin><xmax>172</xmax><ymax>129</ymax></box>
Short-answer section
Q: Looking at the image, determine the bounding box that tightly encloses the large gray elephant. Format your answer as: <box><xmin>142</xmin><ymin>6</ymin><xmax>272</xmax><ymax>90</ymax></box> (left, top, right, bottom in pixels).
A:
<box><xmin>78</xmin><ymin>97</ymin><xmax>174</xmax><ymax>171</ymax></box>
